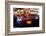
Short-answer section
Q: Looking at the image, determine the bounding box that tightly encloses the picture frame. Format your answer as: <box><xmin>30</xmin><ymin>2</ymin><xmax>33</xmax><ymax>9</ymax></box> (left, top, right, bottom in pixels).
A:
<box><xmin>5</xmin><ymin>1</ymin><xmax>45</xmax><ymax>36</ymax></box>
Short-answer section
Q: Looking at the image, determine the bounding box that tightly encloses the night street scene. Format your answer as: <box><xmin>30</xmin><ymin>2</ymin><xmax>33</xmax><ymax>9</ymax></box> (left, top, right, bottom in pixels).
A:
<box><xmin>13</xmin><ymin>8</ymin><xmax>39</xmax><ymax>28</ymax></box>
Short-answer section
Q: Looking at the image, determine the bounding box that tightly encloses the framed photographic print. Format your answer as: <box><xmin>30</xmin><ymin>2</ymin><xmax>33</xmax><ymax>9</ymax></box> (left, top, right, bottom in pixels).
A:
<box><xmin>5</xmin><ymin>1</ymin><xmax>45</xmax><ymax>36</ymax></box>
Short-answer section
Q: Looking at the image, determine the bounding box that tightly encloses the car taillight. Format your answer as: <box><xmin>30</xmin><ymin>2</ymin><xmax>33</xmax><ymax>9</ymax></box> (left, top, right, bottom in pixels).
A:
<box><xmin>26</xmin><ymin>21</ymin><xmax>32</xmax><ymax>24</ymax></box>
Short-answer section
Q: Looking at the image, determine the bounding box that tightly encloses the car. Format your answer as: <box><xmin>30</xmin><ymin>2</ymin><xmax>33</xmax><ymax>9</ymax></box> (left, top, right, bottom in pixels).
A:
<box><xmin>13</xmin><ymin>14</ymin><xmax>39</xmax><ymax>27</ymax></box>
